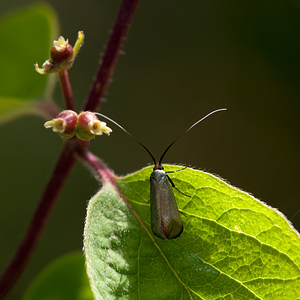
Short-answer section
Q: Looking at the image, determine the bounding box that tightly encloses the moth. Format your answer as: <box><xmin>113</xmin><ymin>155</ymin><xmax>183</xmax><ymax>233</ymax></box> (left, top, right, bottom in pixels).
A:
<box><xmin>95</xmin><ymin>108</ymin><xmax>226</xmax><ymax>239</ymax></box>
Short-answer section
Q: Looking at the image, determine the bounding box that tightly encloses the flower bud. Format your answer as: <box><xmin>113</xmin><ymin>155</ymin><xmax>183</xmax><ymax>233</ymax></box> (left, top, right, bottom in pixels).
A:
<box><xmin>35</xmin><ymin>32</ymin><xmax>84</xmax><ymax>75</ymax></box>
<box><xmin>76</xmin><ymin>111</ymin><xmax>112</xmax><ymax>140</ymax></box>
<box><xmin>50</xmin><ymin>36</ymin><xmax>74</xmax><ymax>64</ymax></box>
<box><xmin>44</xmin><ymin>110</ymin><xmax>78</xmax><ymax>139</ymax></box>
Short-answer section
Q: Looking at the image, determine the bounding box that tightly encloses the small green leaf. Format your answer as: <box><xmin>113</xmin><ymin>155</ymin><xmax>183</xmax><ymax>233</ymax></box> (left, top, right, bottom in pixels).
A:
<box><xmin>0</xmin><ymin>4</ymin><xmax>58</xmax><ymax>122</ymax></box>
<box><xmin>0</xmin><ymin>97</ymin><xmax>38</xmax><ymax>124</ymax></box>
<box><xmin>23</xmin><ymin>252</ymin><xmax>93</xmax><ymax>300</ymax></box>
<box><xmin>84</xmin><ymin>165</ymin><xmax>300</xmax><ymax>299</ymax></box>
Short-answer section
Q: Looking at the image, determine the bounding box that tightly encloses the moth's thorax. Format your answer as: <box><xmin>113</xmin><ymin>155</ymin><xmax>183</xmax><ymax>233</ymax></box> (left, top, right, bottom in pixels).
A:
<box><xmin>150</xmin><ymin>169</ymin><xmax>166</xmax><ymax>183</ymax></box>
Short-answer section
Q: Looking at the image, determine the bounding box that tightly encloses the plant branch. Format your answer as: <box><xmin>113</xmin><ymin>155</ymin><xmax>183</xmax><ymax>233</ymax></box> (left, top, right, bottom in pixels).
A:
<box><xmin>58</xmin><ymin>69</ymin><xmax>75</xmax><ymax>111</ymax></box>
<box><xmin>0</xmin><ymin>143</ymin><xmax>76</xmax><ymax>299</ymax></box>
<box><xmin>75</xmin><ymin>147</ymin><xmax>116</xmax><ymax>186</ymax></box>
<box><xmin>0</xmin><ymin>1</ymin><xmax>141</xmax><ymax>298</ymax></box>
<box><xmin>84</xmin><ymin>0</ymin><xmax>139</xmax><ymax>112</ymax></box>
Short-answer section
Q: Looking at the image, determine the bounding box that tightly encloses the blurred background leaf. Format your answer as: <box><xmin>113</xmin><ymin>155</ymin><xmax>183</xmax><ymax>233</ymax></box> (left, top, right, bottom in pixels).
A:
<box><xmin>0</xmin><ymin>1</ymin><xmax>299</xmax><ymax>299</ymax></box>
<box><xmin>0</xmin><ymin>3</ymin><xmax>58</xmax><ymax>123</ymax></box>
<box><xmin>23</xmin><ymin>252</ymin><xmax>93</xmax><ymax>300</ymax></box>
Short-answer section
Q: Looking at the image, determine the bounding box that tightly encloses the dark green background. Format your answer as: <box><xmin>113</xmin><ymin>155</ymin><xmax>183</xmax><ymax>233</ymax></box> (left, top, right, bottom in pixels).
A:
<box><xmin>0</xmin><ymin>1</ymin><xmax>299</xmax><ymax>299</ymax></box>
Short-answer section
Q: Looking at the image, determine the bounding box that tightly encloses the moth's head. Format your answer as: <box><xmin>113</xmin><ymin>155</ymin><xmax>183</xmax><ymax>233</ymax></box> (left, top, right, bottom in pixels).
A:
<box><xmin>153</xmin><ymin>162</ymin><xmax>164</xmax><ymax>171</ymax></box>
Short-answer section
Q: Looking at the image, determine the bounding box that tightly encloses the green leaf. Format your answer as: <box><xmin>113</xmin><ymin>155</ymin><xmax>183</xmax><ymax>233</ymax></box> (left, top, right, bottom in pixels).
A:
<box><xmin>0</xmin><ymin>96</ymin><xmax>38</xmax><ymax>124</ymax></box>
<box><xmin>0</xmin><ymin>4</ymin><xmax>58</xmax><ymax>122</ymax></box>
<box><xmin>84</xmin><ymin>165</ymin><xmax>300</xmax><ymax>299</ymax></box>
<box><xmin>23</xmin><ymin>252</ymin><xmax>93</xmax><ymax>300</ymax></box>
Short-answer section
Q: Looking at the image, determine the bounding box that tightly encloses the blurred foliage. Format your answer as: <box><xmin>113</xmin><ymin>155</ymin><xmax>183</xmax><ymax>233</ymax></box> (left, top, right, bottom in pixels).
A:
<box><xmin>0</xmin><ymin>4</ymin><xmax>58</xmax><ymax>122</ymax></box>
<box><xmin>23</xmin><ymin>252</ymin><xmax>93</xmax><ymax>300</ymax></box>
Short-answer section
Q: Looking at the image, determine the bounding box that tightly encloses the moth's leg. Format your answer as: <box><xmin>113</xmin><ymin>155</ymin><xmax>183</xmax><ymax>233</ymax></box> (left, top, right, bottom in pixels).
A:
<box><xmin>165</xmin><ymin>166</ymin><xmax>187</xmax><ymax>174</ymax></box>
<box><xmin>166</xmin><ymin>174</ymin><xmax>191</xmax><ymax>198</ymax></box>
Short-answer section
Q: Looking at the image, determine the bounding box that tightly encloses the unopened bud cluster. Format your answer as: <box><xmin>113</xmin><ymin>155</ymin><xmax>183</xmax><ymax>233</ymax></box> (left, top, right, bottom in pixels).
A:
<box><xmin>44</xmin><ymin>110</ymin><xmax>112</xmax><ymax>140</ymax></box>
<box><xmin>35</xmin><ymin>31</ymin><xmax>84</xmax><ymax>75</ymax></box>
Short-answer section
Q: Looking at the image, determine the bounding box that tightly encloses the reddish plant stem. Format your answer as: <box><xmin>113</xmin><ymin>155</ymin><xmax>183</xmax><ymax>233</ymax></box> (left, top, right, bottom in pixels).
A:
<box><xmin>0</xmin><ymin>143</ymin><xmax>76</xmax><ymax>299</ymax></box>
<box><xmin>84</xmin><ymin>0</ymin><xmax>139</xmax><ymax>112</ymax></box>
<box><xmin>58</xmin><ymin>69</ymin><xmax>75</xmax><ymax>111</ymax></box>
<box><xmin>0</xmin><ymin>0</ymin><xmax>140</xmax><ymax>298</ymax></box>
<box><xmin>75</xmin><ymin>148</ymin><xmax>116</xmax><ymax>186</ymax></box>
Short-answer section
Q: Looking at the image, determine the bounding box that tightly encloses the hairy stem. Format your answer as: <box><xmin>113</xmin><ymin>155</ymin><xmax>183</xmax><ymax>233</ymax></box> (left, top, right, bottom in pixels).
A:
<box><xmin>76</xmin><ymin>148</ymin><xmax>116</xmax><ymax>186</ymax></box>
<box><xmin>0</xmin><ymin>0</ymin><xmax>140</xmax><ymax>298</ymax></box>
<box><xmin>0</xmin><ymin>143</ymin><xmax>76</xmax><ymax>299</ymax></box>
<box><xmin>58</xmin><ymin>69</ymin><xmax>75</xmax><ymax>111</ymax></box>
<box><xmin>84</xmin><ymin>0</ymin><xmax>139</xmax><ymax>112</ymax></box>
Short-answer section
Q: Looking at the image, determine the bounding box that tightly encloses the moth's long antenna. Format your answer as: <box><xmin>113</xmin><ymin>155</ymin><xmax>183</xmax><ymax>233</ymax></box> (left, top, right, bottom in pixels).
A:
<box><xmin>94</xmin><ymin>112</ymin><xmax>157</xmax><ymax>165</ymax></box>
<box><xmin>159</xmin><ymin>108</ymin><xmax>227</xmax><ymax>165</ymax></box>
